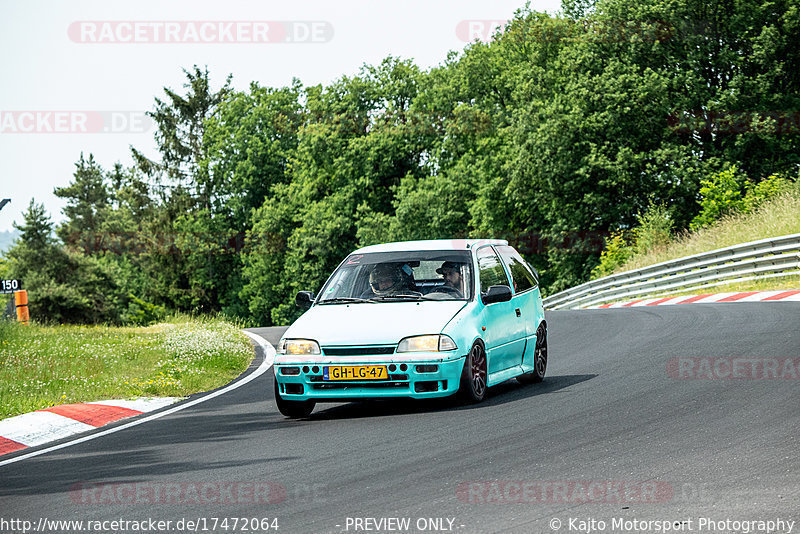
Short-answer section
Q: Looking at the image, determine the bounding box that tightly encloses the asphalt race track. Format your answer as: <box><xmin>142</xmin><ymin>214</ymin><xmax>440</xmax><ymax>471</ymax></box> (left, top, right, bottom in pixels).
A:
<box><xmin>1</xmin><ymin>304</ymin><xmax>798</xmax><ymax>533</ymax></box>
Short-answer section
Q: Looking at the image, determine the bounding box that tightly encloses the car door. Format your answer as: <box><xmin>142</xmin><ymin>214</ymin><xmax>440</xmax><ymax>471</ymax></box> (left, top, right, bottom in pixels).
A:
<box><xmin>475</xmin><ymin>246</ymin><xmax>526</xmax><ymax>374</ymax></box>
<box><xmin>495</xmin><ymin>245</ymin><xmax>543</xmax><ymax>372</ymax></box>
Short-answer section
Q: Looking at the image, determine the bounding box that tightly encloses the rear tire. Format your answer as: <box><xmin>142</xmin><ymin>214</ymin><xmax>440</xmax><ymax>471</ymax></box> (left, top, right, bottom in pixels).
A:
<box><xmin>518</xmin><ymin>323</ymin><xmax>547</xmax><ymax>384</ymax></box>
<box><xmin>274</xmin><ymin>377</ymin><xmax>315</xmax><ymax>418</ymax></box>
<box><xmin>459</xmin><ymin>342</ymin><xmax>488</xmax><ymax>403</ymax></box>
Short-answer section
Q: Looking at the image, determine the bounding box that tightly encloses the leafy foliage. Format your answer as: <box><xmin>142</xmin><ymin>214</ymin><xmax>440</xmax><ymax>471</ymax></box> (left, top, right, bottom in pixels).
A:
<box><xmin>591</xmin><ymin>231</ymin><xmax>634</xmax><ymax>279</ymax></box>
<box><xmin>743</xmin><ymin>173</ymin><xmax>796</xmax><ymax>213</ymax></box>
<box><xmin>633</xmin><ymin>203</ymin><xmax>674</xmax><ymax>256</ymax></box>
<box><xmin>121</xmin><ymin>294</ymin><xmax>167</xmax><ymax>326</ymax></box>
<box><xmin>691</xmin><ymin>166</ymin><xmax>747</xmax><ymax>231</ymax></box>
<box><xmin>6</xmin><ymin>201</ymin><xmax>123</xmax><ymax>324</ymax></box>
<box><xmin>6</xmin><ymin>0</ymin><xmax>800</xmax><ymax>323</ymax></box>
<box><xmin>692</xmin><ymin>167</ymin><xmax>796</xmax><ymax>230</ymax></box>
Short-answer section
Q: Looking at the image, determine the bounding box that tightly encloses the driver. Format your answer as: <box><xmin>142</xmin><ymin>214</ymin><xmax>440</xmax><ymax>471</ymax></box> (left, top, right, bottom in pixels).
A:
<box><xmin>368</xmin><ymin>263</ymin><xmax>406</xmax><ymax>296</ymax></box>
<box><xmin>436</xmin><ymin>261</ymin><xmax>464</xmax><ymax>296</ymax></box>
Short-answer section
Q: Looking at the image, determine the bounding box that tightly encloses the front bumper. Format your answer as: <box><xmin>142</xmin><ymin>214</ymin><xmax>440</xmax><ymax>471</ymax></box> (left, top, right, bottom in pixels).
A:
<box><xmin>273</xmin><ymin>355</ymin><xmax>466</xmax><ymax>401</ymax></box>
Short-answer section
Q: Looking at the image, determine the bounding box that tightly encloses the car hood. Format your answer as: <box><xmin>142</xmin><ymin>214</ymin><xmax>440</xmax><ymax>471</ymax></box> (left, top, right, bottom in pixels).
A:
<box><xmin>284</xmin><ymin>301</ymin><xmax>467</xmax><ymax>346</ymax></box>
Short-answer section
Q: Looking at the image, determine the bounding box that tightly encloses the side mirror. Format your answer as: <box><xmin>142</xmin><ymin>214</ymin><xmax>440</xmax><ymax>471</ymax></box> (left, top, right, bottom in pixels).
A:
<box><xmin>481</xmin><ymin>285</ymin><xmax>512</xmax><ymax>305</ymax></box>
<box><xmin>295</xmin><ymin>291</ymin><xmax>315</xmax><ymax>310</ymax></box>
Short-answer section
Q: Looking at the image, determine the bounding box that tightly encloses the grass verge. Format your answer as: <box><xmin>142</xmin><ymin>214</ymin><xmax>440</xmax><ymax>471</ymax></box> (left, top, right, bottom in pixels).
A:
<box><xmin>0</xmin><ymin>315</ymin><xmax>254</xmax><ymax>420</ymax></box>
<box><xmin>616</xmin><ymin>193</ymin><xmax>800</xmax><ymax>273</ymax></box>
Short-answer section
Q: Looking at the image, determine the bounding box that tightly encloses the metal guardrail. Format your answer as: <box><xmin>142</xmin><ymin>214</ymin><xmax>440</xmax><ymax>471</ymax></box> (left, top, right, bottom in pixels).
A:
<box><xmin>543</xmin><ymin>233</ymin><xmax>800</xmax><ymax>310</ymax></box>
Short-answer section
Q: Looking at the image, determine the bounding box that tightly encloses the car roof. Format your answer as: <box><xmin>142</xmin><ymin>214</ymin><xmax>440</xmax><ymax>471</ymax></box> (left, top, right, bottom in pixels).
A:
<box><xmin>352</xmin><ymin>239</ymin><xmax>509</xmax><ymax>254</ymax></box>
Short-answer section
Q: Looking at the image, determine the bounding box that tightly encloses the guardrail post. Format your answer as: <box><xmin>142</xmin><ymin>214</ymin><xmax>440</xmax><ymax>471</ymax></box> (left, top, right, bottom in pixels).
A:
<box><xmin>14</xmin><ymin>290</ymin><xmax>29</xmax><ymax>325</ymax></box>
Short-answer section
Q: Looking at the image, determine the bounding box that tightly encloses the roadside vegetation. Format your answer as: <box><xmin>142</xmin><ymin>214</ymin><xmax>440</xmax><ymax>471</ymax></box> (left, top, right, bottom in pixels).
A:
<box><xmin>592</xmin><ymin>173</ymin><xmax>800</xmax><ymax>279</ymax></box>
<box><xmin>0</xmin><ymin>316</ymin><xmax>253</xmax><ymax>419</ymax></box>
<box><xmin>2</xmin><ymin>0</ymin><xmax>799</xmax><ymax>325</ymax></box>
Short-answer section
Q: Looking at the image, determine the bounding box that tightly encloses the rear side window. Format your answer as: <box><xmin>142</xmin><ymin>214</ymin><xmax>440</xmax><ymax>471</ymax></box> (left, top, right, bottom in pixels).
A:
<box><xmin>497</xmin><ymin>245</ymin><xmax>538</xmax><ymax>293</ymax></box>
<box><xmin>476</xmin><ymin>246</ymin><xmax>511</xmax><ymax>292</ymax></box>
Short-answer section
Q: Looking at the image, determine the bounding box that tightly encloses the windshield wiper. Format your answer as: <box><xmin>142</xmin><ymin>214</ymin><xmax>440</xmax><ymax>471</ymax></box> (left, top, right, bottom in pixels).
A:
<box><xmin>318</xmin><ymin>297</ymin><xmax>374</xmax><ymax>305</ymax></box>
<box><xmin>370</xmin><ymin>294</ymin><xmax>436</xmax><ymax>301</ymax></box>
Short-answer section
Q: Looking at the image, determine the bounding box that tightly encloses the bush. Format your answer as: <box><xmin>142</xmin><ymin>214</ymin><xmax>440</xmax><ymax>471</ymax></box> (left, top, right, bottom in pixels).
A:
<box><xmin>121</xmin><ymin>294</ymin><xmax>167</xmax><ymax>326</ymax></box>
<box><xmin>633</xmin><ymin>203</ymin><xmax>673</xmax><ymax>255</ymax></box>
<box><xmin>743</xmin><ymin>173</ymin><xmax>795</xmax><ymax>213</ymax></box>
<box><xmin>591</xmin><ymin>203</ymin><xmax>674</xmax><ymax>279</ymax></box>
<box><xmin>591</xmin><ymin>230</ymin><xmax>633</xmax><ymax>279</ymax></box>
<box><xmin>690</xmin><ymin>166</ymin><xmax>747</xmax><ymax>231</ymax></box>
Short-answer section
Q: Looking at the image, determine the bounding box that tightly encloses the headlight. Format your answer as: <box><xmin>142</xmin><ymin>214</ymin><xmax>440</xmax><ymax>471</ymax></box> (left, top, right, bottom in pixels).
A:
<box><xmin>397</xmin><ymin>335</ymin><xmax>457</xmax><ymax>352</ymax></box>
<box><xmin>278</xmin><ymin>339</ymin><xmax>321</xmax><ymax>355</ymax></box>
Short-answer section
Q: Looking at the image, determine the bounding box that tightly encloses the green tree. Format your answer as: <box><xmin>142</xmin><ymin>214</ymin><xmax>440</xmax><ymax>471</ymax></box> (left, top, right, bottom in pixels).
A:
<box><xmin>133</xmin><ymin>66</ymin><xmax>232</xmax><ymax>191</ymax></box>
<box><xmin>54</xmin><ymin>153</ymin><xmax>109</xmax><ymax>248</ymax></box>
<box><xmin>204</xmin><ymin>81</ymin><xmax>304</xmax><ymax>229</ymax></box>
<box><xmin>129</xmin><ymin>66</ymin><xmax>234</xmax><ymax>313</ymax></box>
<box><xmin>240</xmin><ymin>58</ymin><xmax>433</xmax><ymax>325</ymax></box>
<box><xmin>6</xmin><ymin>201</ymin><xmax>122</xmax><ymax>323</ymax></box>
<box><xmin>41</xmin><ymin>0</ymin><xmax>800</xmax><ymax>323</ymax></box>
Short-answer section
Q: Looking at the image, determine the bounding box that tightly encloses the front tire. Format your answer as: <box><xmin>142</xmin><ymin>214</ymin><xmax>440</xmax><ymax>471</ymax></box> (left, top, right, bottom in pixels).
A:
<box><xmin>518</xmin><ymin>323</ymin><xmax>547</xmax><ymax>384</ymax></box>
<box><xmin>274</xmin><ymin>378</ymin><xmax>315</xmax><ymax>418</ymax></box>
<box><xmin>459</xmin><ymin>342</ymin><xmax>488</xmax><ymax>403</ymax></box>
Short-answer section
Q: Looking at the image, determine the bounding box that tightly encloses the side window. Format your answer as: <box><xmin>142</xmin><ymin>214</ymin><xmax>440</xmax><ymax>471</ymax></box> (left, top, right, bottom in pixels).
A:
<box><xmin>497</xmin><ymin>245</ymin><xmax>537</xmax><ymax>293</ymax></box>
<box><xmin>476</xmin><ymin>247</ymin><xmax>511</xmax><ymax>292</ymax></box>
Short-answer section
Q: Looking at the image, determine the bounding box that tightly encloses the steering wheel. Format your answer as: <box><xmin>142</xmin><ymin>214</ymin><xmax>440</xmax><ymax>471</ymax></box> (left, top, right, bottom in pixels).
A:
<box><xmin>431</xmin><ymin>285</ymin><xmax>463</xmax><ymax>298</ymax></box>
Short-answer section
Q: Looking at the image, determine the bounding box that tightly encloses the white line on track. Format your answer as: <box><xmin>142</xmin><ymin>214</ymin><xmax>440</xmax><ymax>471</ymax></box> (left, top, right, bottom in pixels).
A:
<box><xmin>86</xmin><ymin>398</ymin><xmax>181</xmax><ymax>411</ymax></box>
<box><xmin>0</xmin><ymin>330</ymin><xmax>275</xmax><ymax>468</ymax></box>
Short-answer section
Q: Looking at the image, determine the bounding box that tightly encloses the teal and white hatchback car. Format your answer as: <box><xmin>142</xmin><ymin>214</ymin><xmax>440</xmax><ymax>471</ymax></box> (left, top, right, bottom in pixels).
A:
<box><xmin>273</xmin><ymin>239</ymin><xmax>547</xmax><ymax>417</ymax></box>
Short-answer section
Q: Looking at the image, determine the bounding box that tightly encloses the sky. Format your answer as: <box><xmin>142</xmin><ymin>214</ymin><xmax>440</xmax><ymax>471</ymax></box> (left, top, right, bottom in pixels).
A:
<box><xmin>0</xmin><ymin>0</ymin><xmax>561</xmax><ymax>233</ymax></box>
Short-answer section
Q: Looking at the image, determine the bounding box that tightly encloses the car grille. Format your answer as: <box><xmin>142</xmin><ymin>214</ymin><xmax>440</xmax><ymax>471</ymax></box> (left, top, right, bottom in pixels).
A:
<box><xmin>307</xmin><ymin>374</ymin><xmax>408</xmax><ymax>382</ymax></box>
<box><xmin>321</xmin><ymin>346</ymin><xmax>396</xmax><ymax>356</ymax></box>
<box><xmin>311</xmin><ymin>382</ymin><xmax>409</xmax><ymax>390</ymax></box>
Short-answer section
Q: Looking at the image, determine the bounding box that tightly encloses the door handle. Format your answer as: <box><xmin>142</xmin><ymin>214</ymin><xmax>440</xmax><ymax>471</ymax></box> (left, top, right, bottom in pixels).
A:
<box><xmin>515</xmin><ymin>308</ymin><xmax>521</xmax><ymax>317</ymax></box>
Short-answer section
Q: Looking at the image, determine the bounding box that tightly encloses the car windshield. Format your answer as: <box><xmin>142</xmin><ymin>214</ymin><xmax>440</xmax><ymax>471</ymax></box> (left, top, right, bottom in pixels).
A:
<box><xmin>318</xmin><ymin>250</ymin><xmax>473</xmax><ymax>303</ymax></box>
